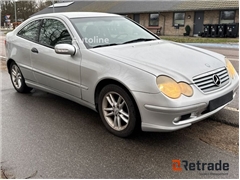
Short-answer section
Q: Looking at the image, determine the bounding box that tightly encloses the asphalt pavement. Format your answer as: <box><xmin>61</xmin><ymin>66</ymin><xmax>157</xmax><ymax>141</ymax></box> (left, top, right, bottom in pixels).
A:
<box><xmin>0</xmin><ymin>69</ymin><xmax>239</xmax><ymax>178</ymax></box>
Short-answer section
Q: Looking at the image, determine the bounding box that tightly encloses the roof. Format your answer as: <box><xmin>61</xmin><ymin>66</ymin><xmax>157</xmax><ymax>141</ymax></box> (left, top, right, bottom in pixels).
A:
<box><xmin>33</xmin><ymin>12</ymin><xmax>120</xmax><ymax>19</ymax></box>
<box><xmin>172</xmin><ymin>0</ymin><xmax>239</xmax><ymax>11</ymax></box>
<box><xmin>33</xmin><ymin>0</ymin><xmax>239</xmax><ymax>16</ymax></box>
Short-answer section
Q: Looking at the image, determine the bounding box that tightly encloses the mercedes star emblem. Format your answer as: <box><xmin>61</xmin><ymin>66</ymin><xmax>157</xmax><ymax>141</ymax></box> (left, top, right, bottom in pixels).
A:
<box><xmin>213</xmin><ymin>74</ymin><xmax>221</xmax><ymax>86</ymax></box>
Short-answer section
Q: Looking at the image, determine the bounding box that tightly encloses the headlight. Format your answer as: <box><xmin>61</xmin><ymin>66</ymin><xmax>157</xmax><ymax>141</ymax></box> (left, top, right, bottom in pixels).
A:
<box><xmin>225</xmin><ymin>58</ymin><xmax>236</xmax><ymax>79</ymax></box>
<box><xmin>157</xmin><ymin>76</ymin><xmax>193</xmax><ymax>99</ymax></box>
<box><xmin>179</xmin><ymin>82</ymin><xmax>193</xmax><ymax>97</ymax></box>
<box><xmin>157</xmin><ymin>76</ymin><xmax>181</xmax><ymax>99</ymax></box>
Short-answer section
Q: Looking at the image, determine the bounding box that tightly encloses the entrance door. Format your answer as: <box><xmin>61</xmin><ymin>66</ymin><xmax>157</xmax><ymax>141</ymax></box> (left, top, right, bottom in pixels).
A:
<box><xmin>133</xmin><ymin>14</ymin><xmax>140</xmax><ymax>23</ymax></box>
<box><xmin>193</xmin><ymin>11</ymin><xmax>204</xmax><ymax>35</ymax></box>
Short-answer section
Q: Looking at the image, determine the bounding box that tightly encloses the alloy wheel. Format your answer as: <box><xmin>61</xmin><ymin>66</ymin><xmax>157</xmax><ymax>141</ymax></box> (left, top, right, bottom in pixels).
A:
<box><xmin>102</xmin><ymin>92</ymin><xmax>130</xmax><ymax>131</ymax></box>
<box><xmin>11</xmin><ymin>64</ymin><xmax>22</xmax><ymax>89</ymax></box>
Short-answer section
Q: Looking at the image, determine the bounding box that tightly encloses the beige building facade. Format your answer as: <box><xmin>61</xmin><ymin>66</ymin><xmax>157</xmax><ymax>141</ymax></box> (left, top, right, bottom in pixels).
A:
<box><xmin>127</xmin><ymin>9</ymin><xmax>239</xmax><ymax>36</ymax></box>
<box><xmin>33</xmin><ymin>0</ymin><xmax>239</xmax><ymax>37</ymax></box>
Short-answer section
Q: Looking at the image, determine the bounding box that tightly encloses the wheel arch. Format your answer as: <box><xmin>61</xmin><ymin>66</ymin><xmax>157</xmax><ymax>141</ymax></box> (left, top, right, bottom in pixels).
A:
<box><xmin>94</xmin><ymin>78</ymin><xmax>141</xmax><ymax>124</ymax></box>
<box><xmin>94</xmin><ymin>78</ymin><xmax>142</xmax><ymax>131</ymax></box>
<box><xmin>6</xmin><ymin>59</ymin><xmax>16</xmax><ymax>74</ymax></box>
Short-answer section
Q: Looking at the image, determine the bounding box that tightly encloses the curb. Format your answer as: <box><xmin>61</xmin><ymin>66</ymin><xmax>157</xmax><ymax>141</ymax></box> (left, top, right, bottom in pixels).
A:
<box><xmin>185</xmin><ymin>43</ymin><xmax>239</xmax><ymax>49</ymax></box>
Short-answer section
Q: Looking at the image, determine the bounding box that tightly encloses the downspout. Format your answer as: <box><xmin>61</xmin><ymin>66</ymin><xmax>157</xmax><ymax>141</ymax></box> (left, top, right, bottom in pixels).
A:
<box><xmin>0</xmin><ymin>0</ymin><xmax>1</xmax><ymax>27</ymax></box>
<box><xmin>160</xmin><ymin>13</ymin><xmax>165</xmax><ymax>35</ymax></box>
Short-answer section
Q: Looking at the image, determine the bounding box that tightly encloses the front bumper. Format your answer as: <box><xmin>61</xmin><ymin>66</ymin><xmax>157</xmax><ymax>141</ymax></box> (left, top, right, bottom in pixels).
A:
<box><xmin>132</xmin><ymin>77</ymin><xmax>239</xmax><ymax>132</ymax></box>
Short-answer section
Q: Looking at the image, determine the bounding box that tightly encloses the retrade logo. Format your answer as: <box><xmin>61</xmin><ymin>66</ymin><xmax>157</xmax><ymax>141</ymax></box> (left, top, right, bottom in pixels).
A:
<box><xmin>172</xmin><ymin>160</ymin><xmax>182</xmax><ymax>172</ymax></box>
<box><xmin>172</xmin><ymin>160</ymin><xmax>229</xmax><ymax>172</ymax></box>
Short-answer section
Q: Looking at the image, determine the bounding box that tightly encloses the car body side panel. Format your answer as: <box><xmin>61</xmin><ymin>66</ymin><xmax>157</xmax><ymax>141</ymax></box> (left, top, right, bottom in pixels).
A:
<box><xmin>30</xmin><ymin>43</ymin><xmax>82</xmax><ymax>98</ymax></box>
<box><xmin>80</xmin><ymin>49</ymin><xmax>159</xmax><ymax>105</ymax></box>
<box><xmin>6</xmin><ymin>34</ymin><xmax>36</xmax><ymax>82</ymax></box>
<box><xmin>25</xmin><ymin>79</ymin><xmax>96</xmax><ymax>111</ymax></box>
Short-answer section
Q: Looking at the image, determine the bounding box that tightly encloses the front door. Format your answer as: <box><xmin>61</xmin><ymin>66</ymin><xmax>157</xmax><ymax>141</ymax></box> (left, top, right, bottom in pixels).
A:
<box><xmin>193</xmin><ymin>11</ymin><xmax>204</xmax><ymax>35</ymax></box>
<box><xmin>31</xmin><ymin>18</ymin><xmax>81</xmax><ymax>98</ymax></box>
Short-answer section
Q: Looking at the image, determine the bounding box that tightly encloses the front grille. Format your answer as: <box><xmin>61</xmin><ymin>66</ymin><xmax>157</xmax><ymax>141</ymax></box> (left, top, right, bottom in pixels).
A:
<box><xmin>193</xmin><ymin>67</ymin><xmax>229</xmax><ymax>93</ymax></box>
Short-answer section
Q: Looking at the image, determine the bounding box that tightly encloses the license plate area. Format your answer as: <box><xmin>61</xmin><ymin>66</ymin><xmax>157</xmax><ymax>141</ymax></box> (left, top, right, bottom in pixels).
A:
<box><xmin>208</xmin><ymin>91</ymin><xmax>233</xmax><ymax>112</ymax></box>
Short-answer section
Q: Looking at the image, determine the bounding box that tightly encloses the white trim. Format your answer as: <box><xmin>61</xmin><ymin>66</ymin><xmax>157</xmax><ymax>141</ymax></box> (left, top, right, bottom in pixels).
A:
<box><xmin>49</xmin><ymin>2</ymin><xmax>74</xmax><ymax>8</ymax></box>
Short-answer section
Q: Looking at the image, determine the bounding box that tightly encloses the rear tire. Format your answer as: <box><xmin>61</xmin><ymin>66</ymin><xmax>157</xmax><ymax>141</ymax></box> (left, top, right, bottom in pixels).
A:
<box><xmin>10</xmin><ymin>62</ymin><xmax>32</xmax><ymax>93</ymax></box>
<box><xmin>98</xmin><ymin>84</ymin><xmax>138</xmax><ymax>137</ymax></box>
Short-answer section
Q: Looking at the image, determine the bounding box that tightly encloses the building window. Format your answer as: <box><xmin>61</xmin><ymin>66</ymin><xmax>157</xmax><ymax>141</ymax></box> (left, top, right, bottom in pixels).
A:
<box><xmin>149</xmin><ymin>13</ymin><xmax>159</xmax><ymax>26</ymax></box>
<box><xmin>173</xmin><ymin>12</ymin><xmax>185</xmax><ymax>26</ymax></box>
<box><xmin>220</xmin><ymin>11</ymin><xmax>235</xmax><ymax>24</ymax></box>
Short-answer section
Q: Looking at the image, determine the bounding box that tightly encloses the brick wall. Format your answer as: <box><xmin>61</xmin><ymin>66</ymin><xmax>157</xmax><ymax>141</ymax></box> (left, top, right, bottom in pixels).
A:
<box><xmin>203</xmin><ymin>10</ymin><xmax>239</xmax><ymax>24</ymax></box>
<box><xmin>137</xmin><ymin>12</ymin><xmax>195</xmax><ymax>36</ymax></box>
<box><xmin>141</xmin><ymin>12</ymin><xmax>195</xmax><ymax>36</ymax></box>
<box><xmin>235</xmin><ymin>10</ymin><xmax>239</xmax><ymax>23</ymax></box>
<box><xmin>203</xmin><ymin>10</ymin><xmax>220</xmax><ymax>24</ymax></box>
<box><xmin>126</xmin><ymin>14</ymin><xmax>133</xmax><ymax>19</ymax></box>
<box><xmin>160</xmin><ymin>12</ymin><xmax>195</xmax><ymax>36</ymax></box>
<box><xmin>139</xmin><ymin>14</ymin><xmax>149</xmax><ymax>27</ymax></box>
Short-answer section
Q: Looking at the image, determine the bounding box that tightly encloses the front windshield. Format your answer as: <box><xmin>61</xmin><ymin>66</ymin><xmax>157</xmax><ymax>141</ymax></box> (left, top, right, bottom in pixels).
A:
<box><xmin>71</xmin><ymin>16</ymin><xmax>158</xmax><ymax>48</ymax></box>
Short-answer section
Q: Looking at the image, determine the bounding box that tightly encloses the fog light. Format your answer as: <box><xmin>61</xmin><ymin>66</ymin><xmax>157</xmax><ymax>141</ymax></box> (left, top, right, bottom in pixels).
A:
<box><xmin>190</xmin><ymin>112</ymin><xmax>198</xmax><ymax>118</ymax></box>
<box><xmin>174</xmin><ymin>116</ymin><xmax>181</xmax><ymax>122</ymax></box>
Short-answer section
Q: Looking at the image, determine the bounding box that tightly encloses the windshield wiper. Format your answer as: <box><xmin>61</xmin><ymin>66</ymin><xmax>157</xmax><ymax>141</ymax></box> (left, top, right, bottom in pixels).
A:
<box><xmin>92</xmin><ymin>43</ymin><xmax>119</xmax><ymax>48</ymax></box>
<box><xmin>122</xmin><ymin>38</ymin><xmax>156</xmax><ymax>44</ymax></box>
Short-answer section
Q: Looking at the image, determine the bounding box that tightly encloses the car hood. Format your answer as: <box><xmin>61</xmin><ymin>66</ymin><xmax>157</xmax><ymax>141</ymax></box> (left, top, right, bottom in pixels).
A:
<box><xmin>90</xmin><ymin>40</ymin><xmax>226</xmax><ymax>82</ymax></box>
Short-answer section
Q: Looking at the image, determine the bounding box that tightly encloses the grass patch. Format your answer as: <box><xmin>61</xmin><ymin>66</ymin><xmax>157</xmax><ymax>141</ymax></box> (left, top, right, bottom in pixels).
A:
<box><xmin>4</xmin><ymin>30</ymin><xmax>12</xmax><ymax>35</ymax></box>
<box><xmin>160</xmin><ymin>36</ymin><xmax>239</xmax><ymax>43</ymax></box>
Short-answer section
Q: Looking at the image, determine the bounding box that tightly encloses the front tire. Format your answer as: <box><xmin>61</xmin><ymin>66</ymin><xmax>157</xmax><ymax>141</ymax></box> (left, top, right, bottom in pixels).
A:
<box><xmin>98</xmin><ymin>84</ymin><xmax>138</xmax><ymax>137</ymax></box>
<box><xmin>10</xmin><ymin>62</ymin><xmax>32</xmax><ymax>93</ymax></box>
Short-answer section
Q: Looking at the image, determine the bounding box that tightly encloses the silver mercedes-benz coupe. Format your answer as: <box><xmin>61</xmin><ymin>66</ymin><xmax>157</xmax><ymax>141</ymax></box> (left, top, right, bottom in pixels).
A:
<box><xmin>5</xmin><ymin>12</ymin><xmax>239</xmax><ymax>137</ymax></box>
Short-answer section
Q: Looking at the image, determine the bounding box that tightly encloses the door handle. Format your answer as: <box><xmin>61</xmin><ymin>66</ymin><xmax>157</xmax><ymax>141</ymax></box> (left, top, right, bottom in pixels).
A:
<box><xmin>31</xmin><ymin>48</ymin><xmax>38</xmax><ymax>53</ymax></box>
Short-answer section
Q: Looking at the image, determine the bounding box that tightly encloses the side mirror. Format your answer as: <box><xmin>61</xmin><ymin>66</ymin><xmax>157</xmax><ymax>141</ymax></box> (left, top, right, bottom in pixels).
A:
<box><xmin>55</xmin><ymin>44</ymin><xmax>76</xmax><ymax>55</ymax></box>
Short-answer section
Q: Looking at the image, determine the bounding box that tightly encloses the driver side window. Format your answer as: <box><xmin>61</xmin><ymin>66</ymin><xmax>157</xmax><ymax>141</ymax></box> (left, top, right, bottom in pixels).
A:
<box><xmin>39</xmin><ymin>19</ymin><xmax>72</xmax><ymax>48</ymax></box>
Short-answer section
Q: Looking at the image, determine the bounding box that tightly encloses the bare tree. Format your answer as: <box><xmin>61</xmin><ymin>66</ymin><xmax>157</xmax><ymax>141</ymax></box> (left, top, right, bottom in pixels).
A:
<box><xmin>1</xmin><ymin>0</ymin><xmax>59</xmax><ymax>26</ymax></box>
<box><xmin>16</xmin><ymin>1</ymin><xmax>38</xmax><ymax>21</ymax></box>
<box><xmin>38</xmin><ymin>0</ymin><xmax>58</xmax><ymax>12</ymax></box>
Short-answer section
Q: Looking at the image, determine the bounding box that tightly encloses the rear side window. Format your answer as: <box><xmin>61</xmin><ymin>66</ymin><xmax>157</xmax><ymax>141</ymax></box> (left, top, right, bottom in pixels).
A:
<box><xmin>39</xmin><ymin>19</ymin><xmax>72</xmax><ymax>48</ymax></box>
<box><xmin>17</xmin><ymin>20</ymin><xmax>41</xmax><ymax>42</ymax></box>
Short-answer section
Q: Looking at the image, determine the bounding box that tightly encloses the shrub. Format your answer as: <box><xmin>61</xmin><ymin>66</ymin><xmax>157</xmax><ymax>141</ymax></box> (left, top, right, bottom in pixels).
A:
<box><xmin>185</xmin><ymin>25</ymin><xmax>191</xmax><ymax>35</ymax></box>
